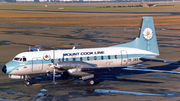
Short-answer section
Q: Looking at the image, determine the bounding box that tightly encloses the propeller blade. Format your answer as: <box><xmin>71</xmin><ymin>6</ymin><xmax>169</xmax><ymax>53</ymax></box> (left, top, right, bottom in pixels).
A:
<box><xmin>53</xmin><ymin>67</ymin><xmax>57</xmax><ymax>84</ymax></box>
<box><xmin>52</xmin><ymin>50</ymin><xmax>57</xmax><ymax>85</ymax></box>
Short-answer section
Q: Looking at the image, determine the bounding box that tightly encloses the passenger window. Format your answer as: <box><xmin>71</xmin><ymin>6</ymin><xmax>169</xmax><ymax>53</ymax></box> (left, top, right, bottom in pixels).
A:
<box><xmin>66</xmin><ymin>58</ymin><xmax>68</xmax><ymax>61</ymax></box>
<box><xmin>108</xmin><ymin>55</ymin><xmax>111</xmax><ymax>59</ymax></box>
<box><xmin>94</xmin><ymin>56</ymin><xmax>97</xmax><ymax>60</ymax></box>
<box><xmin>80</xmin><ymin>57</ymin><xmax>83</xmax><ymax>61</ymax></box>
<box><xmin>101</xmin><ymin>56</ymin><xmax>104</xmax><ymax>60</ymax></box>
<box><xmin>115</xmin><ymin>55</ymin><xmax>117</xmax><ymax>59</ymax></box>
<box><xmin>59</xmin><ymin>58</ymin><xmax>61</xmax><ymax>62</ymax></box>
<box><xmin>87</xmin><ymin>57</ymin><xmax>90</xmax><ymax>61</ymax></box>
<box><xmin>101</xmin><ymin>56</ymin><xmax>103</xmax><ymax>60</ymax></box>
<box><xmin>73</xmin><ymin>58</ymin><xmax>75</xmax><ymax>61</ymax></box>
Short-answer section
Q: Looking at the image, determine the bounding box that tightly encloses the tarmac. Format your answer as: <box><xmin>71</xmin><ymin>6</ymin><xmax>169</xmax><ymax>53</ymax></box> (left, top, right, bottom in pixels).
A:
<box><xmin>0</xmin><ymin>21</ymin><xmax>180</xmax><ymax>101</ymax></box>
<box><xmin>1</xmin><ymin>9</ymin><xmax>180</xmax><ymax>15</ymax></box>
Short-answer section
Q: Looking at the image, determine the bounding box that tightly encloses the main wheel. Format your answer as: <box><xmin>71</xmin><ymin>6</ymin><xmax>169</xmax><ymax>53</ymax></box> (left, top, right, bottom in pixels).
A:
<box><xmin>86</xmin><ymin>79</ymin><xmax>95</xmax><ymax>86</ymax></box>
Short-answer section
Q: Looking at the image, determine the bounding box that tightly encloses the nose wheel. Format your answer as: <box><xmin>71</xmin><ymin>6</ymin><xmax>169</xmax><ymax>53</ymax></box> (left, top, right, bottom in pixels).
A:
<box><xmin>24</xmin><ymin>80</ymin><xmax>31</xmax><ymax>86</ymax></box>
<box><xmin>24</xmin><ymin>75</ymin><xmax>31</xmax><ymax>86</ymax></box>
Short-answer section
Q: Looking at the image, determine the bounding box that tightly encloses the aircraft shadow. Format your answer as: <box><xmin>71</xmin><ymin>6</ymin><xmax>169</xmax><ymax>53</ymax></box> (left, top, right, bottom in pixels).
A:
<box><xmin>93</xmin><ymin>61</ymin><xmax>180</xmax><ymax>84</ymax></box>
<box><xmin>21</xmin><ymin>61</ymin><xmax>180</xmax><ymax>85</ymax></box>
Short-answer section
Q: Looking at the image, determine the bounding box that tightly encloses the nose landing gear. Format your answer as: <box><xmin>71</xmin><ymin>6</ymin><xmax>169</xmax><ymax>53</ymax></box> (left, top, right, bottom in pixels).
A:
<box><xmin>24</xmin><ymin>75</ymin><xmax>31</xmax><ymax>86</ymax></box>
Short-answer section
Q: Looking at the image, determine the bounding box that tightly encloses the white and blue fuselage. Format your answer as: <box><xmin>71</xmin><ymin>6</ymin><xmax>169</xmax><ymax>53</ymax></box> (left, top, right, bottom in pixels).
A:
<box><xmin>4</xmin><ymin>46</ymin><xmax>158</xmax><ymax>75</ymax></box>
<box><xmin>2</xmin><ymin>17</ymin><xmax>160</xmax><ymax>82</ymax></box>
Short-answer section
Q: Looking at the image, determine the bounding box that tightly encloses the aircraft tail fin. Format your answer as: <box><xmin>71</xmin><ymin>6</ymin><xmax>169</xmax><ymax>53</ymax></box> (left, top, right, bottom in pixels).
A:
<box><xmin>111</xmin><ymin>16</ymin><xmax>159</xmax><ymax>55</ymax></box>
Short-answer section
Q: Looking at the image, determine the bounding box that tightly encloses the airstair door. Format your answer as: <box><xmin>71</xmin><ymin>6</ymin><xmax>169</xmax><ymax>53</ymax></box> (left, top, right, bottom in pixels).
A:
<box><xmin>32</xmin><ymin>57</ymin><xmax>43</xmax><ymax>72</ymax></box>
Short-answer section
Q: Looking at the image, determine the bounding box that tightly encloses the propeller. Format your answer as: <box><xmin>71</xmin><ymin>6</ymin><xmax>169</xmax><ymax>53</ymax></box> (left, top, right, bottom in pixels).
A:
<box><xmin>51</xmin><ymin>50</ymin><xmax>57</xmax><ymax>85</ymax></box>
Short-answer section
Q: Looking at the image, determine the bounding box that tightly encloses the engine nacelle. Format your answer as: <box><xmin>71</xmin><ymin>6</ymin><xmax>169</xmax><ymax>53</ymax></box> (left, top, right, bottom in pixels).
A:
<box><xmin>67</xmin><ymin>68</ymin><xmax>94</xmax><ymax>80</ymax></box>
<box><xmin>57</xmin><ymin>61</ymin><xmax>97</xmax><ymax>70</ymax></box>
<box><xmin>67</xmin><ymin>68</ymin><xmax>90</xmax><ymax>76</ymax></box>
<box><xmin>56</xmin><ymin>61</ymin><xmax>96</xmax><ymax>79</ymax></box>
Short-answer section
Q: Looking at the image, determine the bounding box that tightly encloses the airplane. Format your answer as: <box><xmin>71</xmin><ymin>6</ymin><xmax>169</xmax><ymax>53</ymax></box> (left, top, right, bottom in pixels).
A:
<box><xmin>1</xmin><ymin>16</ymin><xmax>172</xmax><ymax>86</ymax></box>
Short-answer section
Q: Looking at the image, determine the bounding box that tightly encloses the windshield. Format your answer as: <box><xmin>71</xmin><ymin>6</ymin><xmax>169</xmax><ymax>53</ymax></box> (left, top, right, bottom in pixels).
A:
<box><xmin>14</xmin><ymin>57</ymin><xmax>21</xmax><ymax>61</ymax></box>
<box><xmin>13</xmin><ymin>56</ymin><xmax>27</xmax><ymax>62</ymax></box>
<box><xmin>23</xmin><ymin>57</ymin><xmax>27</xmax><ymax>62</ymax></box>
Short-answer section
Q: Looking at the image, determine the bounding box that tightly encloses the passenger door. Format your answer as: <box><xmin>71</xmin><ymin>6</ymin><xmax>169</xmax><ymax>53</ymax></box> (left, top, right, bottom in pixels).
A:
<box><xmin>32</xmin><ymin>57</ymin><xmax>43</xmax><ymax>72</ymax></box>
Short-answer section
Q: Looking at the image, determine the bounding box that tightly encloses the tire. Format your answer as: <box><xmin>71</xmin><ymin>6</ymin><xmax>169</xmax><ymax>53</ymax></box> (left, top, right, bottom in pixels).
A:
<box><xmin>86</xmin><ymin>79</ymin><xmax>95</xmax><ymax>86</ymax></box>
<box><xmin>24</xmin><ymin>80</ymin><xmax>31</xmax><ymax>86</ymax></box>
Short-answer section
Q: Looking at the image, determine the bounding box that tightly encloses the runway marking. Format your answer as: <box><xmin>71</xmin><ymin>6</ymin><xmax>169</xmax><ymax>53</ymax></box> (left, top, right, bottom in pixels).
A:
<box><xmin>94</xmin><ymin>89</ymin><xmax>180</xmax><ymax>97</ymax></box>
<box><xmin>124</xmin><ymin>68</ymin><xmax>180</xmax><ymax>74</ymax></box>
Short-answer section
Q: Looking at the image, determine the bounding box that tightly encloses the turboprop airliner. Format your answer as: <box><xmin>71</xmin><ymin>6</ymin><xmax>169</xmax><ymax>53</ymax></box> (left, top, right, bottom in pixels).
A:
<box><xmin>2</xmin><ymin>16</ymin><xmax>171</xmax><ymax>86</ymax></box>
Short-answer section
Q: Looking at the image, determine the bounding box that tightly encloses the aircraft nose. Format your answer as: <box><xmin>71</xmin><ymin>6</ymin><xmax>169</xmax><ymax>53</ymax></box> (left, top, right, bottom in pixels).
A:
<box><xmin>2</xmin><ymin>65</ymin><xmax>7</xmax><ymax>74</ymax></box>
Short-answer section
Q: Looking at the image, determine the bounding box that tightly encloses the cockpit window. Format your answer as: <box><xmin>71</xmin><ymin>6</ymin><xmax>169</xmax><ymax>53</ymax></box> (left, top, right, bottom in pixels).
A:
<box><xmin>13</xmin><ymin>56</ymin><xmax>27</xmax><ymax>62</ymax></box>
<box><xmin>23</xmin><ymin>57</ymin><xmax>27</xmax><ymax>62</ymax></box>
<box><xmin>14</xmin><ymin>57</ymin><xmax>20</xmax><ymax>61</ymax></box>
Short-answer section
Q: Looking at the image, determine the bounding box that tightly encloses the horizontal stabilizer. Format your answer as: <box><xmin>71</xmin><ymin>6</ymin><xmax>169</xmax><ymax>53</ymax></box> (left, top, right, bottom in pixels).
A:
<box><xmin>140</xmin><ymin>57</ymin><xmax>171</xmax><ymax>63</ymax></box>
<box><xmin>29</xmin><ymin>48</ymin><xmax>42</xmax><ymax>51</ymax></box>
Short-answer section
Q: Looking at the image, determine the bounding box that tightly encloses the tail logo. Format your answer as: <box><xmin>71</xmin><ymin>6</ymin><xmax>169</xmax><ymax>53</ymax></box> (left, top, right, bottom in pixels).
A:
<box><xmin>143</xmin><ymin>28</ymin><xmax>153</xmax><ymax>40</ymax></box>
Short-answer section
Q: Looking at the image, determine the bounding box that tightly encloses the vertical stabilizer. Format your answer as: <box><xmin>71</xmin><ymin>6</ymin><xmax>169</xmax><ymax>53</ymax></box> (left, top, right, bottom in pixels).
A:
<box><xmin>111</xmin><ymin>16</ymin><xmax>159</xmax><ymax>55</ymax></box>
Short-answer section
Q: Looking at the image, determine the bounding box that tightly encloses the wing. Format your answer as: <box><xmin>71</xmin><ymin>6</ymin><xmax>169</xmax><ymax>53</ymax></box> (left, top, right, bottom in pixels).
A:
<box><xmin>139</xmin><ymin>57</ymin><xmax>172</xmax><ymax>63</ymax></box>
<box><xmin>56</xmin><ymin>61</ymin><xmax>132</xmax><ymax>72</ymax></box>
<box><xmin>123</xmin><ymin>61</ymin><xmax>180</xmax><ymax>74</ymax></box>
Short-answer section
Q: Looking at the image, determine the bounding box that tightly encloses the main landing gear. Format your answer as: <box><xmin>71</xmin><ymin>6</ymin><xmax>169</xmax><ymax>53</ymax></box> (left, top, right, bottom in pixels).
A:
<box><xmin>23</xmin><ymin>73</ymin><xmax>96</xmax><ymax>86</ymax></box>
<box><xmin>81</xmin><ymin>74</ymin><xmax>96</xmax><ymax>86</ymax></box>
<box><xmin>86</xmin><ymin>79</ymin><xmax>95</xmax><ymax>86</ymax></box>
